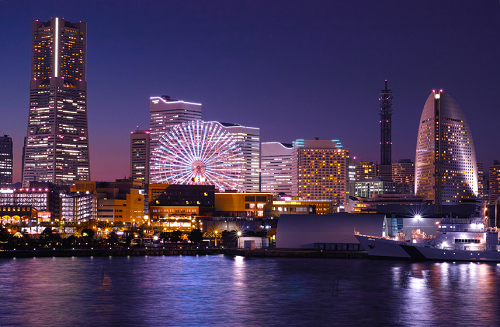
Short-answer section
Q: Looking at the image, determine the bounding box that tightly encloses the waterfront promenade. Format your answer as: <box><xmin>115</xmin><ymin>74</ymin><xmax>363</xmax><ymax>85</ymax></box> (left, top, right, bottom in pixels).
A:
<box><xmin>0</xmin><ymin>247</ymin><xmax>367</xmax><ymax>259</ymax></box>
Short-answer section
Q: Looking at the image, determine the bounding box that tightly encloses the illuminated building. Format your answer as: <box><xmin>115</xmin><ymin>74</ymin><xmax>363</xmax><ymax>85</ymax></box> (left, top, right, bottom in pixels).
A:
<box><xmin>149</xmin><ymin>184</ymin><xmax>215</xmax><ymax>215</ymax></box>
<box><xmin>150</xmin><ymin>120</ymin><xmax>244</xmax><ymax>191</ymax></box>
<box><xmin>149</xmin><ymin>95</ymin><xmax>201</xmax><ymax>161</ymax></box>
<box><xmin>271</xmin><ymin>197</ymin><xmax>333</xmax><ymax>216</ymax></box>
<box><xmin>149</xmin><ymin>205</ymin><xmax>201</xmax><ymax>232</ymax></box>
<box><xmin>0</xmin><ymin>135</ymin><xmax>13</xmax><ymax>186</ymax></box>
<box><xmin>0</xmin><ymin>187</ymin><xmax>59</xmax><ymax>220</ymax></box>
<box><xmin>214</xmin><ymin>193</ymin><xmax>273</xmax><ymax>218</ymax></box>
<box><xmin>354</xmin><ymin>177</ymin><xmax>398</xmax><ymax>198</ymax></box>
<box><xmin>392</xmin><ymin>159</ymin><xmax>415</xmax><ymax>194</ymax></box>
<box><xmin>0</xmin><ymin>205</ymin><xmax>38</xmax><ymax>224</ymax></box>
<box><xmin>96</xmin><ymin>179</ymin><xmax>144</xmax><ymax>223</ymax></box>
<box><xmin>476</xmin><ymin>162</ymin><xmax>486</xmax><ymax>200</ymax></box>
<box><xmin>292</xmin><ymin>139</ymin><xmax>349</xmax><ymax>204</ymax></box>
<box><xmin>149</xmin><ymin>184</ymin><xmax>215</xmax><ymax>231</ymax></box>
<box><xmin>415</xmin><ymin>90</ymin><xmax>478</xmax><ymax>206</ymax></box>
<box><xmin>489</xmin><ymin>161</ymin><xmax>500</xmax><ymax>205</ymax></box>
<box><xmin>379</xmin><ymin>80</ymin><xmax>393</xmax><ymax>181</ymax></box>
<box><xmin>71</xmin><ymin>180</ymin><xmax>145</xmax><ymax>223</ymax></box>
<box><xmin>60</xmin><ymin>192</ymin><xmax>96</xmax><ymax>222</ymax></box>
<box><xmin>260</xmin><ymin>142</ymin><xmax>293</xmax><ymax>195</ymax></box>
<box><xmin>130</xmin><ymin>129</ymin><xmax>150</xmax><ymax>185</ymax></box>
<box><xmin>219</xmin><ymin>123</ymin><xmax>260</xmax><ymax>193</ymax></box>
<box><xmin>23</xmin><ymin>18</ymin><xmax>90</xmax><ymax>186</ymax></box>
<box><xmin>355</xmin><ymin>162</ymin><xmax>377</xmax><ymax>181</ymax></box>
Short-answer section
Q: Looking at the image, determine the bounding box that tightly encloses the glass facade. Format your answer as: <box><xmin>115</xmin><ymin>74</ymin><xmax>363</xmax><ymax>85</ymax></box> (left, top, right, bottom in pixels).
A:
<box><xmin>23</xmin><ymin>18</ymin><xmax>90</xmax><ymax>186</ymax></box>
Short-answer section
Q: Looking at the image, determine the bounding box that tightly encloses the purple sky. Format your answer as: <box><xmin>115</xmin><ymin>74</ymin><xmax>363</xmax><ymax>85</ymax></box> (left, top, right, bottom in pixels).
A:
<box><xmin>1</xmin><ymin>0</ymin><xmax>499</xmax><ymax>183</ymax></box>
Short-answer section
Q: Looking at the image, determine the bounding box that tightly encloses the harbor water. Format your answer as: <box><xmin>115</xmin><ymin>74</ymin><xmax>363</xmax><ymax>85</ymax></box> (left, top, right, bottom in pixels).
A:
<box><xmin>0</xmin><ymin>255</ymin><xmax>499</xmax><ymax>326</ymax></box>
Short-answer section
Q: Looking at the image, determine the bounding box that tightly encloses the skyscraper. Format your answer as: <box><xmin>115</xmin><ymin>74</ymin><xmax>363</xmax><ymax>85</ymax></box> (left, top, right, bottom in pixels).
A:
<box><xmin>23</xmin><ymin>18</ymin><xmax>90</xmax><ymax>186</ymax></box>
<box><xmin>415</xmin><ymin>90</ymin><xmax>477</xmax><ymax>207</ymax></box>
<box><xmin>0</xmin><ymin>135</ymin><xmax>13</xmax><ymax>186</ymax></box>
<box><xmin>489</xmin><ymin>161</ymin><xmax>500</xmax><ymax>205</ymax></box>
<box><xmin>130</xmin><ymin>129</ymin><xmax>150</xmax><ymax>185</ymax></box>
<box><xmin>149</xmin><ymin>95</ymin><xmax>202</xmax><ymax>159</ymax></box>
<box><xmin>261</xmin><ymin>142</ymin><xmax>293</xmax><ymax>195</ymax></box>
<box><xmin>379</xmin><ymin>80</ymin><xmax>393</xmax><ymax>181</ymax></box>
<box><xmin>291</xmin><ymin>139</ymin><xmax>349</xmax><ymax>204</ymax></box>
<box><xmin>219</xmin><ymin>123</ymin><xmax>260</xmax><ymax>193</ymax></box>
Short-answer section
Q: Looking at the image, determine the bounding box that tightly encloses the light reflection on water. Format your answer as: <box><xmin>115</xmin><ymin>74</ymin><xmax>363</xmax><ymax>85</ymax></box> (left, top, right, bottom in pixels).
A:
<box><xmin>0</xmin><ymin>256</ymin><xmax>499</xmax><ymax>326</ymax></box>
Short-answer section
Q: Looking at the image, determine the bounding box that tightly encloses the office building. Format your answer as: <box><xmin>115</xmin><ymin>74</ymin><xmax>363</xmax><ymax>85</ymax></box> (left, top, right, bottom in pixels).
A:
<box><xmin>149</xmin><ymin>95</ymin><xmax>201</xmax><ymax>159</ymax></box>
<box><xmin>219</xmin><ymin>123</ymin><xmax>260</xmax><ymax>193</ymax></box>
<box><xmin>291</xmin><ymin>139</ymin><xmax>349</xmax><ymax>205</ymax></box>
<box><xmin>356</xmin><ymin>162</ymin><xmax>377</xmax><ymax>181</ymax></box>
<box><xmin>477</xmin><ymin>162</ymin><xmax>486</xmax><ymax>200</ymax></box>
<box><xmin>23</xmin><ymin>18</ymin><xmax>90</xmax><ymax>186</ymax></box>
<box><xmin>392</xmin><ymin>159</ymin><xmax>415</xmax><ymax>194</ymax></box>
<box><xmin>260</xmin><ymin>142</ymin><xmax>293</xmax><ymax>195</ymax></box>
<box><xmin>0</xmin><ymin>135</ymin><xmax>13</xmax><ymax>186</ymax></box>
<box><xmin>130</xmin><ymin>129</ymin><xmax>150</xmax><ymax>185</ymax></box>
<box><xmin>415</xmin><ymin>90</ymin><xmax>477</xmax><ymax>207</ymax></box>
<box><xmin>354</xmin><ymin>177</ymin><xmax>398</xmax><ymax>198</ymax></box>
<box><xmin>489</xmin><ymin>161</ymin><xmax>500</xmax><ymax>205</ymax></box>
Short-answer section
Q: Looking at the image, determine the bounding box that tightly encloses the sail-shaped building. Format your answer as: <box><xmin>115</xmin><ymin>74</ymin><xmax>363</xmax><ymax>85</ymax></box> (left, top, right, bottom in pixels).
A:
<box><xmin>415</xmin><ymin>90</ymin><xmax>477</xmax><ymax>206</ymax></box>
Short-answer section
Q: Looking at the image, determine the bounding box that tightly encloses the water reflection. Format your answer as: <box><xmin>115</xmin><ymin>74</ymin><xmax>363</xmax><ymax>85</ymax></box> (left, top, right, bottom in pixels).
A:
<box><xmin>0</xmin><ymin>257</ymin><xmax>499</xmax><ymax>326</ymax></box>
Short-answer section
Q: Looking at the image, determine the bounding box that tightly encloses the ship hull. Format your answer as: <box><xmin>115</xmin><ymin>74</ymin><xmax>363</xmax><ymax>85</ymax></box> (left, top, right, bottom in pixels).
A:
<box><xmin>355</xmin><ymin>235</ymin><xmax>412</xmax><ymax>260</ymax></box>
<box><xmin>356</xmin><ymin>235</ymin><xmax>500</xmax><ymax>263</ymax></box>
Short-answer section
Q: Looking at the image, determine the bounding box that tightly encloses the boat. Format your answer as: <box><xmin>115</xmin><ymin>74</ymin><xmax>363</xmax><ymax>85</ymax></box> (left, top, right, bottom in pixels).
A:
<box><xmin>355</xmin><ymin>216</ymin><xmax>500</xmax><ymax>262</ymax></box>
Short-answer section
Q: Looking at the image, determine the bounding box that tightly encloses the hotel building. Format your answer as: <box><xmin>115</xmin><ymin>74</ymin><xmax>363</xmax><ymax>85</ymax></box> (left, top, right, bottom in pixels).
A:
<box><xmin>23</xmin><ymin>18</ymin><xmax>90</xmax><ymax>186</ymax></box>
<box><xmin>219</xmin><ymin>123</ymin><xmax>260</xmax><ymax>193</ymax></box>
<box><xmin>292</xmin><ymin>139</ymin><xmax>349</xmax><ymax>205</ymax></box>
<box><xmin>260</xmin><ymin>142</ymin><xmax>293</xmax><ymax>195</ymax></box>
<box><xmin>415</xmin><ymin>90</ymin><xmax>477</xmax><ymax>206</ymax></box>
<box><xmin>149</xmin><ymin>95</ymin><xmax>201</xmax><ymax>159</ymax></box>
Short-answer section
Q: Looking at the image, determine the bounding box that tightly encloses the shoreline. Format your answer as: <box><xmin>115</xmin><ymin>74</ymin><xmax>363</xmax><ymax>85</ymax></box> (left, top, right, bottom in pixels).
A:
<box><xmin>0</xmin><ymin>248</ymin><xmax>368</xmax><ymax>259</ymax></box>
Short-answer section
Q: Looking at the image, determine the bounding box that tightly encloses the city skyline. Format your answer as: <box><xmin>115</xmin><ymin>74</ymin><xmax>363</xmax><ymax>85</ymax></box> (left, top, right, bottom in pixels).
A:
<box><xmin>1</xmin><ymin>1</ymin><xmax>499</xmax><ymax>183</ymax></box>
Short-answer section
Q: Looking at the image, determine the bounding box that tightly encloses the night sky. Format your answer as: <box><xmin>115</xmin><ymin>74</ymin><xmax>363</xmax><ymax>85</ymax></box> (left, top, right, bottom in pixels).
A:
<box><xmin>1</xmin><ymin>0</ymin><xmax>499</xmax><ymax>183</ymax></box>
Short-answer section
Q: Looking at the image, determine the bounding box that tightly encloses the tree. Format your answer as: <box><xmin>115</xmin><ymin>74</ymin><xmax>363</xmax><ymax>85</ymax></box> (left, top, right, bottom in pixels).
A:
<box><xmin>81</xmin><ymin>228</ymin><xmax>95</xmax><ymax>240</ymax></box>
<box><xmin>171</xmin><ymin>230</ymin><xmax>182</xmax><ymax>243</ymax></box>
<box><xmin>221</xmin><ymin>230</ymin><xmax>238</xmax><ymax>246</ymax></box>
<box><xmin>188</xmin><ymin>229</ymin><xmax>204</xmax><ymax>244</ymax></box>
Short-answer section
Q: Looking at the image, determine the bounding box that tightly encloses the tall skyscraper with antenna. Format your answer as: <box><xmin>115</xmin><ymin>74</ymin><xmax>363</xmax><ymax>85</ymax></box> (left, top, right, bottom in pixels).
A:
<box><xmin>22</xmin><ymin>17</ymin><xmax>90</xmax><ymax>186</ymax></box>
<box><xmin>379</xmin><ymin>80</ymin><xmax>393</xmax><ymax>181</ymax></box>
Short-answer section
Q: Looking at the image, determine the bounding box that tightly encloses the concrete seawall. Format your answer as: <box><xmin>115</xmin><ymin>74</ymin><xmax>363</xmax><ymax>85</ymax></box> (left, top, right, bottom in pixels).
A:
<box><xmin>0</xmin><ymin>248</ymin><xmax>368</xmax><ymax>259</ymax></box>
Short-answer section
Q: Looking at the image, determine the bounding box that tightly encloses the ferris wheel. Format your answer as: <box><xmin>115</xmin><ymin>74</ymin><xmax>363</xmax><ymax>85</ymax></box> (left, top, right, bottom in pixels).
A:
<box><xmin>151</xmin><ymin>120</ymin><xmax>244</xmax><ymax>191</ymax></box>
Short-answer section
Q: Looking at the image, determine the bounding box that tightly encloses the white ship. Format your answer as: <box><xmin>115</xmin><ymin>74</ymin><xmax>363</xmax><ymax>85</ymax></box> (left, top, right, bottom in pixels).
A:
<box><xmin>355</xmin><ymin>216</ymin><xmax>500</xmax><ymax>262</ymax></box>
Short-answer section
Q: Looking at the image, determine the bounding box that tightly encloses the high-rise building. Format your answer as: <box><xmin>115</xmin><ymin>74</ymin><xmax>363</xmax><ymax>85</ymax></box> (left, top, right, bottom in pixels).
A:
<box><xmin>415</xmin><ymin>90</ymin><xmax>478</xmax><ymax>207</ymax></box>
<box><xmin>489</xmin><ymin>161</ymin><xmax>500</xmax><ymax>205</ymax></box>
<box><xmin>219</xmin><ymin>123</ymin><xmax>260</xmax><ymax>193</ymax></box>
<box><xmin>291</xmin><ymin>139</ymin><xmax>349</xmax><ymax>204</ymax></box>
<box><xmin>23</xmin><ymin>18</ymin><xmax>90</xmax><ymax>186</ymax></box>
<box><xmin>392</xmin><ymin>159</ymin><xmax>415</xmax><ymax>194</ymax></box>
<box><xmin>130</xmin><ymin>129</ymin><xmax>150</xmax><ymax>185</ymax></box>
<box><xmin>149</xmin><ymin>95</ymin><xmax>201</xmax><ymax>159</ymax></box>
<box><xmin>477</xmin><ymin>161</ymin><xmax>486</xmax><ymax>200</ymax></box>
<box><xmin>379</xmin><ymin>80</ymin><xmax>393</xmax><ymax>181</ymax></box>
<box><xmin>0</xmin><ymin>135</ymin><xmax>13</xmax><ymax>186</ymax></box>
<box><xmin>261</xmin><ymin>142</ymin><xmax>293</xmax><ymax>195</ymax></box>
<box><xmin>356</xmin><ymin>162</ymin><xmax>377</xmax><ymax>181</ymax></box>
